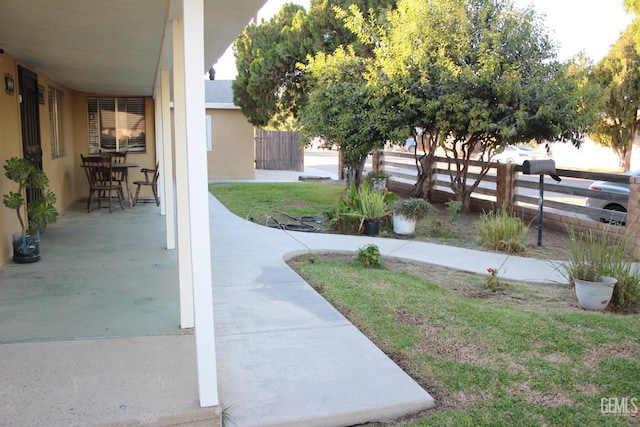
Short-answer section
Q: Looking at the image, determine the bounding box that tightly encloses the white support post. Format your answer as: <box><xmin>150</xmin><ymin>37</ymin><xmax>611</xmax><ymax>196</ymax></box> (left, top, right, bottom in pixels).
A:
<box><xmin>153</xmin><ymin>83</ymin><xmax>164</xmax><ymax>215</ymax></box>
<box><xmin>181</xmin><ymin>0</ymin><xmax>219</xmax><ymax>407</ymax></box>
<box><xmin>160</xmin><ymin>69</ymin><xmax>176</xmax><ymax>250</ymax></box>
<box><xmin>172</xmin><ymin>19</ymin><xmax>195</xmax><ymax>329</ymax></box>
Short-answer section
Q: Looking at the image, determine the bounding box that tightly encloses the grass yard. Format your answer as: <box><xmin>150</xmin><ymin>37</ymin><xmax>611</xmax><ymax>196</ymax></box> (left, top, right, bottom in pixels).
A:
<box><xmin>288</xmin><ymin>253</ymin><xmax>640</xmax><ymax>426</ymax></box>
<box><xmin>209</xmin><ymin>182</ymin><xmax>344</xmax><ymax>231</ymax></box>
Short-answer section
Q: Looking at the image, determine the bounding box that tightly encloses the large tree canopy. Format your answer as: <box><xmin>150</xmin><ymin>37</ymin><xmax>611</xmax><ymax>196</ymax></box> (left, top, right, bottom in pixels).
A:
<box><xmin>232</xmin><ymin>4</ymin><xmax>308</xmax><ymax>128</ymax></box>
<box><xmin>367</xmin><ymin>0</ymin><xmax>591</xmax><ymax>208</ymax></box>
<box><xmin>232</xmin><ymin>0</ymin><xmax>396</xmax><ymax>129</ymax></box>
<box><xmin>591</xmin><ymin>25</ymin><xmax>640</xmax><ymax>171</ymax></box>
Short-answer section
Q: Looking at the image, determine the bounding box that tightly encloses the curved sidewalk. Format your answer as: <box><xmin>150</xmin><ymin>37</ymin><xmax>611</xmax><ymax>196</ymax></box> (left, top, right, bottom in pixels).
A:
<box><xmin>209</xmin><ymin>193</ymin><xmax>567</xmax><ymax>427</ymax></box>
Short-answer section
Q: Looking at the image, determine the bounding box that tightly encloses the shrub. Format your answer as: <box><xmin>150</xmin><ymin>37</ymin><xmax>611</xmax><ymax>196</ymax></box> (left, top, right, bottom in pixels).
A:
<box><xmin>356</xmin><ymin>244</ymin><xmax>382</xmax><ymax>268</ymax></box>
<box><xmin>327</xmin><ymin>182</ymin><xmax>395</xmax><ymax>234</ymax></box>
<box><xmin>392</xmin><ymin>198</ymin><xmax>431</xmax><ymax>220</ymax></box>
<box><xmin>484</xmin><ymin>267</ymin><xmax>510</xmax><ymax>292</ymax></box>
<box><xmin>445</xmin><ymin>200</ymin><xmax>462</xmax><ymax>222</ymax></box>
<box><xmin>477</xmin><ymin>207</ymin><xmax>528</xmax><ymax>253</ymax></box>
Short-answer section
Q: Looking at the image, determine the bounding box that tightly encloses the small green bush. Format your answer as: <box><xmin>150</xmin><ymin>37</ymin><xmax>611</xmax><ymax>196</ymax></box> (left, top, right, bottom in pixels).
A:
<box><xmin>327</xmin><ymin>182</ymin><xmax>395</xmax><ymax>234</ymax></box>
<box><xmin>445</xmin><ymin>200</ymin><xmax>462</xmax><ymax>222</ymax></box>
<box><xmin>484</xmin><ymin>267</ymin><xmax>510</xmax><ymax>292</ymax></box>
<box><xmin>356</xmin><ymin>244</ymin><xmax>383</xmax><ymax>268</ymax></box>
<box><xmin>477</xmin><ymin>207</ymin><xmax>528</xmax><ymax>253</ymax></box>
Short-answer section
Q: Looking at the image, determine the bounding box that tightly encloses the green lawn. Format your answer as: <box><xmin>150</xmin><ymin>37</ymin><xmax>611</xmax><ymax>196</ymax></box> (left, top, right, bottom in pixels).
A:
<box><xmin>288</xmin><ymin>254</ymin><xmax>640</xmax><ymax>426</ymax></box>
<box><xmin>209</xmin><ymin>182</ymin><xmax>344</xmax><ymax>230</ymax></box>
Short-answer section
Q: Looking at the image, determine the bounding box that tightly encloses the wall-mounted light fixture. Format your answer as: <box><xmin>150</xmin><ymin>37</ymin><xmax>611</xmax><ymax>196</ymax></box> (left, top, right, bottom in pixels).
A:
<box><xmin>5</xmin><ymin>73</ymin><xmax>15</xmax><ymax>95</ymax></box>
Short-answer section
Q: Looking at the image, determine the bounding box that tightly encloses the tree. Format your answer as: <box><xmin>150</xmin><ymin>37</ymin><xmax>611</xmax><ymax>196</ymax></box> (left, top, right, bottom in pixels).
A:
<box><xmin>299</xmin><ymin>48</ymin><xmax>381</xmax><ymax>186</ymax></box>
<box><xmin>366</xmin><ymin>0</ymin><xmax>591</xmax><ymax>210</ymax></box>
<box><xmin>232</xmin><ymin>4</ymin><xmax>308</xmax><ymax>128</ymax></box>
<box><xmin>232</xmin><ymin>0</ymin><xmax>396</xmax><ymax>129</ymax></box>
<box><xmin>591</xmin><ymin>26</ymin><xmax>640</xmax><ymax>172</ymax></box>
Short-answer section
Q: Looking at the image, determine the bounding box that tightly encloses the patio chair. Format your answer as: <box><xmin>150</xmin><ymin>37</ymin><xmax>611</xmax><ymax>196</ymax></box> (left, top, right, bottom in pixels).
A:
<box><xmin>133</xmin><ymin>164</ymin><xmax>160</xmax><ymax>206</ymax></box>
<box><xmin>109</xmin><ymin>152</ymin><xmax>127</xmax><ymax>182</ymax></box>
<box><xmin>81</xmin><ymin>154</ymin><xmax>125</xmax><ymax>213</ymax></box>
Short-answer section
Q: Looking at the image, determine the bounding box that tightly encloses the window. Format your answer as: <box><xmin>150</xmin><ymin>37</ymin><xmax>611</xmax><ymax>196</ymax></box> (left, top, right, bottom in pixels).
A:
<box><xmin>48</xmin><ymin>87</ymin><xmax>65</xmax><ymax>158</ymax></box>
<box><xmin>87</xmin><ymin>97</ymin><xmax>146</xmax><ymax>153</ymax></box>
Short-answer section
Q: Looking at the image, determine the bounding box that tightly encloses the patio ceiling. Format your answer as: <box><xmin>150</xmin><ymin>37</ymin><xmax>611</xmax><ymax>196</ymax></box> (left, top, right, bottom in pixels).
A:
<box><xmin>0</xmin><ymin>0</ymin><xmax>264</xmax><ymax>96</ymax></box>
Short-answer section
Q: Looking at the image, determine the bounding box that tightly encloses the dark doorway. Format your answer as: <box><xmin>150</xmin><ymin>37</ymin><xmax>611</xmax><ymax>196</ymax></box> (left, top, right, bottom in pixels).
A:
<box><xmin>18</xmin><ymin>66</ymin><xmax>43</xmax><ymax>205</ymax></box>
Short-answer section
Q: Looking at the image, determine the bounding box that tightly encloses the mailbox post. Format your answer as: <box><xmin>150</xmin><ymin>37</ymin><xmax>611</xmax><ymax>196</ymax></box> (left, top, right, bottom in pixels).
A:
<box><xmin>522</xmin><ymin>160</ymin><xmax>561</xmax><ymax>246</ymax></box>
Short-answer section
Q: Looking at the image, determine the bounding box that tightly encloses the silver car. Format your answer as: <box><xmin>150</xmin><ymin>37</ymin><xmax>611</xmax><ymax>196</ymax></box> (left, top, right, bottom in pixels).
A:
<box><xmin>585</xmin><ymin>169</ymin><xmax>640</xmax><ymax>225</ymax></box>
<box><xmin>493</xmin><ymin>145</ymin><xmax>548</xmax><ymax>165</ymax></box>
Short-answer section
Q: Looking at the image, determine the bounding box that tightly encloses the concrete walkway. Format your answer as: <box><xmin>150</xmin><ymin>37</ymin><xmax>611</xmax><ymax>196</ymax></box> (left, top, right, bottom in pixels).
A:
<box><xmin>0</xmin><ymin>172</ymin><xmax>568</xmax><ymax>426</ymax></box>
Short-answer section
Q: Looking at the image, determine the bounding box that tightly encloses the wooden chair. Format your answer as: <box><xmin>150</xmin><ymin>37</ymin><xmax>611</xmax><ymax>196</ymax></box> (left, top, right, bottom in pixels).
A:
<box><xmin>133</xmin><ymin>164</ymin><xmax>160</xmax><ymax>206</ymax></box>
<box><xmin>109</xmin><ymin>152</ymin><xmax>131</xmax><ymax>203</ymax></box>
<box><xmin>81</xmin><ymin>153</ymin><xmax>125</xmax><ymax>213</ymax></box>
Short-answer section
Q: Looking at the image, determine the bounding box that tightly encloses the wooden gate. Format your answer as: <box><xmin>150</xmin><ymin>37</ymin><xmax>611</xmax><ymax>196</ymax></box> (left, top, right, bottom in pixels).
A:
<box><xmin>255</xmin><ymin>130</ymin><xmax>304</xmax><ymax>171</ymax></box>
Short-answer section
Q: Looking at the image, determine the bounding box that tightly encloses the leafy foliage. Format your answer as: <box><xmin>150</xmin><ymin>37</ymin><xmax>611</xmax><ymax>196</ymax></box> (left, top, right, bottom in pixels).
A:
<box><xmin>391</xmin><ymin>197</ymin><xmax>431</xmax><ymax>220</ymax></box>
<box><xmin>326</xmin><ymin>181</ymin><xmax>395</xmax><ymax>233</ymax></box>
<box><xmin>591</xmin><ymin>25</ymin><xmax>640</xmax><ymax>172</ymax></box>
<box><xmin>300</xmin><ymin>47</ymin><xmax>388</xmax><ymax>186</ymax></box>
<box><xmin>3</xmin><ymin>157</ymin><xmax>58</xmax><ymax>237</ymax></box>
<box><xmin>346</xmin><ymin>0</ymin><xmax>593</xmax><ymax>208</ymax></box>
<box><xmin>232</xmin><ymin>4</ymin><xmax>309</xmax><ymax>128</ymax></box>
<box><xmin>355</xmin><ymin>244</ymin><xmax>383</xmax><ymax>268</ymax></box>
<box><xmin>232</xmin><ymin>0</ymin><xmax>397</xmax><ymax>129</ymax></box>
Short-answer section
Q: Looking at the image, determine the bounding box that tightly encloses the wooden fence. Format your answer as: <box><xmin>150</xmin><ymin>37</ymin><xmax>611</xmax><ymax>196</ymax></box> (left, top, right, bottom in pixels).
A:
<box><xmin>255</xmin><ymin>130</ymin><xmax>304</xmax><ymax>171</ymax></box>
<box><xmin>367</xmin><ymin>150</ymin><xmax>640</xmax><ymax>257</ymax></box>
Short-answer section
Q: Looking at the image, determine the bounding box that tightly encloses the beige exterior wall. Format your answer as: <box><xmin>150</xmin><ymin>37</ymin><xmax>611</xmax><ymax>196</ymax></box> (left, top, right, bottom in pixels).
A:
<box><xmin>0</xmin><ymin>51</ymin><xmax>156</xmax><ymax>267</ymax></box>
<box><xmin>206</xmin><ymin>108</ymin><xmax>254</xmax><ymax>180</ymax></box>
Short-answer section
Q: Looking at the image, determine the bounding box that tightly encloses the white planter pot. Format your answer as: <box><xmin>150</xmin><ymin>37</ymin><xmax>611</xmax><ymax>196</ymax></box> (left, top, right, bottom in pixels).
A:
<box><xmin>371</xmin><ymin>178</ymin><xmax>387</xmax><ymax>192</ymax></box>
<box><xmin>574</xmin><ymin>276</ymin><xmax>617</xmax><ymax>311</ymax></box>
<box><xmin>393</xmin><ymin>214</ymin><xmax>417</xmax><ymax>236</ymax></box>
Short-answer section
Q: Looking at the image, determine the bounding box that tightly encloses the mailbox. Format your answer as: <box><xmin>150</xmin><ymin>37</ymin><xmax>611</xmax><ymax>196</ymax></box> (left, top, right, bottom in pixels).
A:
<box><xmin>521</xmin><ymin>159</ymin><xmax>561</xmax><ymax>246</ymax></box>
<box><xmin>523</xmin><ymin>160</ymin><xmax>560</xmax><ymax>182</ymax></box>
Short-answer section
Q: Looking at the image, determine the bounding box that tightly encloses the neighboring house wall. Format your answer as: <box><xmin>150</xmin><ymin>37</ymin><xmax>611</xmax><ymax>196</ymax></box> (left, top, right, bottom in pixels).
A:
<box><xmin>206</xmin><ymin>108</ymin><xmax>254</xmax><ymax>180</ymax></box>
<box><xmin>0</xmin><ymin>51</ymin><xmax>157</xmax><ymax>267</ymax></box>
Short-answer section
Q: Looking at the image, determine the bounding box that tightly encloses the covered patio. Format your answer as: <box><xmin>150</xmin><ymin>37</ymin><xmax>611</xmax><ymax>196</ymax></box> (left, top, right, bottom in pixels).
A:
<box><xmin>0</xmin><ymin>201</ymin><xmax>213</xmax><ymax>424</ymax></box>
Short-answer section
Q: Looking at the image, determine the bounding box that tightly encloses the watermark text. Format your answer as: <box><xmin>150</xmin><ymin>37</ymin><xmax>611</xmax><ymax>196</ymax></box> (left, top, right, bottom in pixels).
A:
<box><xmin>601</xmin><ymin>397</ymin><xmax>638</xmax><ymax>415</ymax></box>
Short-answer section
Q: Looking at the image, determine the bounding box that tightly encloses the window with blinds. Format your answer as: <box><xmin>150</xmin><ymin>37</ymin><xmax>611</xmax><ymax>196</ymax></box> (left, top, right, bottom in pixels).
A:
<box><xmin>87</xmin><ymin>97</ymin><xmax>146</xmax><ymax>153</ymax></box>
<box><xmin>48</xmin><ymin>87</ymin><xmax>65</xmax><ymax>158</ymax></box>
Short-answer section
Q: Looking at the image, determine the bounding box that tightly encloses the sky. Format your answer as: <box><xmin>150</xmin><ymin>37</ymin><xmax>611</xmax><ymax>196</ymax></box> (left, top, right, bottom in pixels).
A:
<box><xmin>212</xmin><ymin>0</ymin><xmax>633</xmax><ymax>80</ymax></box>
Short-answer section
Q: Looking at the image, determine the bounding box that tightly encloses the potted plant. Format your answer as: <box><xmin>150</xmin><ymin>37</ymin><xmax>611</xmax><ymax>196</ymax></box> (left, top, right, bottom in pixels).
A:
<box><xmin>392</xmin><ymin>198</ymin><xmax>431</xmax><ymax>236</ymax></box>
<box><xmin>357</xmin><ymin>181</ymin><xmax>390</xmax><ymax>236</ymax></box>
<box><xmin>366</xmin><ymin>170</ymin><xmax>390</xmax><ymax>192</ymax></box>
<box><xmin>561</xmin><ymin>227</ymin><xmax>616</xmax><ymax>311</ymax></box>
<box><xmin>3</xmin><ymin>157</ymin><xmax>58</xmax><ymax>263</ymax></box>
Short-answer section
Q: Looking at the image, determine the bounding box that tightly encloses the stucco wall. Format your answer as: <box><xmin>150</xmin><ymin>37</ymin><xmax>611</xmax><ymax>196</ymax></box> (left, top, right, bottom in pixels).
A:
<box><xmin>206</xmin><ymin>109</ymin><xmax>254</xmax><ymax>180</ymax></box>
<box><xmin>0</xmin><ymin>52</ymin><xmax>23</xmax><ymax>263</ymax></box>
<box><xmin>0</xmin><ymin>50</ymin><xmax>156</xmax><ymax>267</ymax></box>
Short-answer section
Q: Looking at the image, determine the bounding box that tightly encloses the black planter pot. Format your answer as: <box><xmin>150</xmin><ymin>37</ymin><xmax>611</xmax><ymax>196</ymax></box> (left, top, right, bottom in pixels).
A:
<box><xmin>363</xmin><ymin>218</ymin><xmax>380</xmax><ymax>236</ymax></box>
<box><xmin>12</xmin><ymin>232</ymin><xmax>41</xmax><ymax>263</ymax></box>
